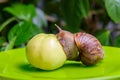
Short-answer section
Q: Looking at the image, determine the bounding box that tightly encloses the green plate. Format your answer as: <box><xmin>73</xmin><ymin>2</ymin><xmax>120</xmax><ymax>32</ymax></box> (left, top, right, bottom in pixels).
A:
<box><xmin>0</xmin><ymin>46</ymin><xmax>120</xmax><ymax>80</ymax></box>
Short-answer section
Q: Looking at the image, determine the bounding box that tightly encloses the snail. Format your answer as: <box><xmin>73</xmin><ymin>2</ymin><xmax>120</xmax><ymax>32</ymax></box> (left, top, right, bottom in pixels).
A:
<box><xmin>26</xmin><ymin>24</ymin><xmax>104</xmax><ymax>70</ymax></box>
<box><xmin>55</xmin><ymin>24</ymin><xmax>104</xmax><ymax>66</ymax></box>
<box><xmin>74</xmin><ymin>32</ymin><xmax>104</xmax><ymax>65</ymax></box>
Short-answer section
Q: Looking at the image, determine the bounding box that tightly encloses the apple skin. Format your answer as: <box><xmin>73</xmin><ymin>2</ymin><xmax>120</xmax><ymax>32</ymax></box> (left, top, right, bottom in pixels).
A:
<box><xmin>26</xmin><ymin>33</ymin><xmax>67</xmax><ymax>70</ymax></box>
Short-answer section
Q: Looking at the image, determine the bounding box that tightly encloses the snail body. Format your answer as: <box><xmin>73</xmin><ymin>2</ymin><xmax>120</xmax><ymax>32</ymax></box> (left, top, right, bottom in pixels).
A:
<box><xmin>55</xmin><ymin>24</ymin><xmax>79</xmax><ymax>60</ymax></box>
<box><xmin>75</xmin><ymin>32</ymin><xmax>104</xmax><ymax>65</ymax></box>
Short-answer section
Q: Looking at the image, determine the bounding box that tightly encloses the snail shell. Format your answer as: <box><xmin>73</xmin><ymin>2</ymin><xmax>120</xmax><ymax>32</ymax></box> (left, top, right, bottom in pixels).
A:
<box><xmin>74</xmin><ymin>32</ymin><xmax>104</xmax><ymax>65</ymax></box>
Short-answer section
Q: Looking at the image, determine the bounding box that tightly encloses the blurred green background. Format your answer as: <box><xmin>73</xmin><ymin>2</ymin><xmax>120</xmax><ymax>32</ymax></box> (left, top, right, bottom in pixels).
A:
<box><xmin>0</xmin><ymin>0</ymin><xmax>120</xmax><ymax>51</ymax></box>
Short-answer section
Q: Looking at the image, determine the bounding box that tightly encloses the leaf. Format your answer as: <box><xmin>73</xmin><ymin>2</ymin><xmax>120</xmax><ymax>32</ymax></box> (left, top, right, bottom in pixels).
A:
<box><xmin>33</xmin><ymin>8</ymin><xmax>47</xmax><ymax>28</ymax></box>
<box><xmin>8</xmin><ymin>21</ymin><xmax>39</xmax><ymax>46</ymax></box>
<box><xmin>0</xmin><ymin>37</ymin><xmax>6</xmax><ymax>45</ymax></box>
<box><xmin>94</xmin><ymin>30</ymin><xmax>111</xmax><ymax>46</ymax></box>
<box><xmin>105</xmin><ymin>0</ymin><xmax>120</xmax><ymax>23</ymax></box>
<box><xmin>61</xmin><ymin>0</ymin><xmax>90</xmax><ymax>32</ymax></box>
<box><xmin>0</xmin><ymin>17</ymin><xmax>16</xmax><ymax>32</ymax></box>
<box><xmin>4</xmin><ymin>4</ymin><xmax>36</xmax><ymax>21</ymax></box>
<box><xmin>5</xmin><ymin>36</ymin><xmax>16</xmax><ymax>51</ymax></box>
<box><xmin>80</xmin><ymin>0</ymin><xmax>90</xmax><ymax>18</ymax></box>
<box><xmin>0</xmin><ymin>37</ymin><xmax>6</xmax><ymax>51</ymax></box>
<box><xmin>114</xmin><ymin>34</ymin><xmax>120</xmax><ymax>47</ymax></box>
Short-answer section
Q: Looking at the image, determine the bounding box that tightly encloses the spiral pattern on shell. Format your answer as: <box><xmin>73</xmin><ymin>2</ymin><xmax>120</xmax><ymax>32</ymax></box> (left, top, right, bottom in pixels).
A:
<box><xmin>74</xmin><ymin>32</ymin><xmax>104</xmax><ymax>65</ymax></box>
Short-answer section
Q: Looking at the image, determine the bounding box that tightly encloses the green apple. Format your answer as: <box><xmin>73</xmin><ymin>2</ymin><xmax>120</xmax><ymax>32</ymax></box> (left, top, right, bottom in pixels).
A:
<box><xmin>26</xmin><ymin>34</ymin><xmax>67</xmax><ymax>70</ymax></box>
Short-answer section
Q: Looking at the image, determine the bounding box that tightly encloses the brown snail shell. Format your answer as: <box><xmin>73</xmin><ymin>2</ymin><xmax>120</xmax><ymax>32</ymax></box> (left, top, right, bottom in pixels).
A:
<box><xmin>74</xmin><ymin>32</ymin><xmax>104</xmax><ymax>66</ymax></box>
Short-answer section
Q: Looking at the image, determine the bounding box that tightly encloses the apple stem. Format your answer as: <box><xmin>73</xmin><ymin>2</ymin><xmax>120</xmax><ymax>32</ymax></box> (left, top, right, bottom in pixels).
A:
<box><xmin>55</xmin><ymin>24</ymin><xmax>62</xmax><ymax>31</ymax></box>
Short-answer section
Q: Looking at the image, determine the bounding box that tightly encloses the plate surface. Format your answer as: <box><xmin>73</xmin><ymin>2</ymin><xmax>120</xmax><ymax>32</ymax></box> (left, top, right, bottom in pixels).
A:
<box><xmin>0</xmin><ymin>46</ymin><xmax>120</xmax><ymax>80</ymax></box>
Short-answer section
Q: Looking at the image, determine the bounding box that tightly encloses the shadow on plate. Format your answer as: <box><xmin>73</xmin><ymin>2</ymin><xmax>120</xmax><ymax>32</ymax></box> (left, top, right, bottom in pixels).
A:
<box><xmin>18</xmin><ymin>63</ymin><xmax>50</xmax><ymax>72</ymax></box>
<box><xmin>63</xmin><ymin>61</ymin><xmax>97</xmax><ymax>67</ymax></box>
<box><xmin>18</xmin><ymin>61</ymin><xmax>97</xmax><ymax>73</ymax></box>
